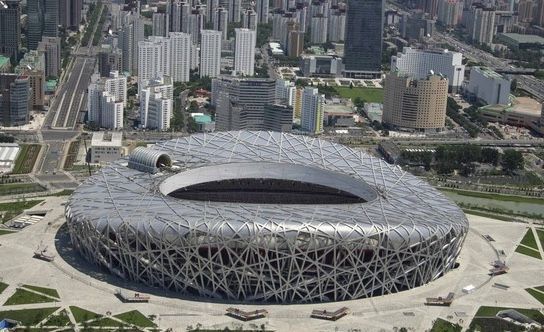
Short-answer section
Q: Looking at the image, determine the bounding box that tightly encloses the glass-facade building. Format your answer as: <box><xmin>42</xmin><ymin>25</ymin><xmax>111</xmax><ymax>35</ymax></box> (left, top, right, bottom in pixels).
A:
<box><xmin>343</xmin><ymin>0</ymin><xmax>384</xmax><ymax>78</ymax></box>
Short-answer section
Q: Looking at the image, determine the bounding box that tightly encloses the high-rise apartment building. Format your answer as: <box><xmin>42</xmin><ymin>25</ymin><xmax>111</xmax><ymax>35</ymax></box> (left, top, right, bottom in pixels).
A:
<box><xmin>98</xmin><ymin>45</ymin><xmax>123</xmax><ymax>77</ymax></box>
<box><xmin>518</xmin><ymin>0</ymin><xmax>535</xmax><ymax>23</ymax></box>
<box><xmin>301</xmin><ymin>87</ymin><xmax>324</xmax><ymax>134</ymax></box>
<box><xmin>119</xmin><ymin>13</ymin><xmax>145</xmax><ymax>75</ymax></box>
<box><xmin>437</xmin><ymin>0</ymin><xmax>462</xmax><ymax>27</ymax></box>
<box><xmin>310</xmin><ymin>15</ymin><xmax>328</xmax><ymax>44</ymax></box>
<box><xmin>327</xmin><ymin>12</ymin><xmax>345</xmax><ymax>42</ymax></box>
<box><xmin>383</xmin><ymin>72</ymin><xmax>448</xmax><ymax>130</ymax></box>
<box><xmin>241</xmin><ymin>9</ymin><xmax>257</xmax><ymax>30</ymax></box>
<box><xmin>207</xmin><ymin>0</ymin><xmax>219</xmax><ymax>23</ymax></box>
<box><xmin>138</xmin><ymin>33</ymin><xmax>191</xmax><ymax>89</ymax></box>
<box><xmin>213</xmin><ymin>7</ymin><xmax>229</xmax><ymax>40</ymax></box>
<box><xmin>212</xmin><ymin>76</ymin><xmax>276</xmax><ymax>130</ymax></box>
<box><xmin>228</xmin><ymin>0</ymin><xmax>241</xmax><ymax>22</ymax></box>
<box><xmin>343</xmin><ymin>0</ymin><xmax>384</xmax><ymax>78</ymax></box>
<box><xmin>188</xmin><ymin>10</ymin><xmax>205</xmax><ymax>44</ymax></box>
<box><xmin>0</xmin><ymin>0</ymin><xmax>21</xmax><ymax>60</ymax></box>
<box><xmin>391</xmin><ymin>47</ymin><xmax>465</xmax><ymax>90</ymax></box>
<box><xmin>234</xmin><ymin>28</ymin><xmax>256</xmax><ymax>76</ymax></box>
<box><xmin>465</xmin><ymin>5</ymin><xmax>495</xmax><ymax>45</ymax></box>
<box><xmin>140</xmin><ymin>76</ymin><xmax>173</xmax><ymax>130</ymax></box>
<box><xmin>200</xmin><ymin>30</ymin><xmax>222</xmax><ymax>78</ymax></box>
<box><xmin>87</xmin><ymin>71</ymin><xmax>127</xmax><ymax>129</ymax></box>
<box><xmin>152</xmin><ymin>12</ymin><xmax>168</xmax><ymax>37</ymax></box>
<box><xmin>256</xmin><ymin>0</ymin><xmax>269</xmax><ymax>23</ymax></box>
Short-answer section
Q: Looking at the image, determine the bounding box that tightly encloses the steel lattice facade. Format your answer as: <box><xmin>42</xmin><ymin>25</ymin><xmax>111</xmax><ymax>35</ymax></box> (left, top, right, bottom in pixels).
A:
<box><xmin>66</xmin><ymin>131</ymin><xmax>468</xmax><ymax>303</ymax></box>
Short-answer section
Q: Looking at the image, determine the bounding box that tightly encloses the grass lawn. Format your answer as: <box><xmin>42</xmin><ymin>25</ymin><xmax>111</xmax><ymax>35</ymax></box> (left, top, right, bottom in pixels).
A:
<box><xmin>334</xmin><ymin>86</ymin><xmax>384</xmax><ymax>103</ymax></box>
<box><xmin>461</xmin><ymin>209</ymin><xmax>513</xmax><ymax>222</ymax></box>
<box><xmin>469</xmin><ymin>317</ymin><xmax>524</xmax><ymax>332</ymax></box>
<box><xmin>537</xmin><ymin>229</ymin><xmax>544</xmax><ymax>252</ymax></box>
<box><xmin>4</xmin><ymin>288</ymin><xmax>58</xmax><ymax>305</ymax></box>
<box><xmin>520</xmin><ymin>229</ymin><xmax>539</xmax><ymax>250</ymax></box>
<box><xmin>69</xmin><ymin>306</ymin><xmax>102</xmax><ymax>323</ymax></box>
<box><xmin>0</xmin><ymin>200</ymin><xmax>43</xmax><ymax>223</ymax></box>
<box><xmin>0</xmin><ymin>183</ymin><xmax>45</xmax><ymax>196</ymax></box>
<box><xmin>114</xmin><ymin>310</ymin><xmax>156</xmax><ymax>327</ymax></box>
<box><xmin>526</xmin><ymin>288</ymin><xmax>544</xmax><ymax>305</ymax></box>
<box><xmin>12</xmin><ymin>144</ymin><xmax>41</xmax><ymax>174</ymax></box>
<box><xmin>515</xmin><ymin>245</ymin><xmax>542</xmax><ymax>259</ymax></box>
<box><xmin>537</xmin><ymin>285</ymin><xmax>544</xmax><ymax>292</ymax></box>
<box><xmin>439</xmin><ymin>188</ymin><xmax>544</xmax><ymax>204</ymax></box>
<box><xmin>0</xmin><ymin>307</ymin><xmax>59</xmax><ymax>325</ymax></box>
<box><xmin>0</xmin><ymin>282</ymin><xmax>8</xmax><ymax>294</ymax></box>
<box><xmin>43</xmin><ymin>309</ymin><xmax>71</xmax><ymax>326</ymax></box>
<box><xmin>475</xmin><ymin>306</ymin><xmax>544</xmax><ymax>324</ymax></box>
<box><xmin>430</xmin><ymin>318</ymin><xmax>462</xmax><ymax>332</ymax></box>
<box><xmin>0</xmin><ymin>229</ymin><xmax>15</xmax><ymax>235</ymax></box>
<box><xmin>88</xmin><ymin>317</ymin><xmax>126</xmax><ymax>327</ymax></box>
<box><xmin>22</xmin><ymin>284</ymin><xmax>60</xmax><ymax>299</ymax></box>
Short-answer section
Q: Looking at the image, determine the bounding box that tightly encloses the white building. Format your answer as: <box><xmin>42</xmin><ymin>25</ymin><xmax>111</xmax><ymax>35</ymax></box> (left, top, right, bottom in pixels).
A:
<box><xmin>213</xmin><ymin>7</ymin><xmax>229</xmax><ymax>40</ymax></box>
<box><xmin>310</xmin><ymin>16</ymin><xmax>328</xmax><ymax>44</ymax></box>
<box><xmin>138</xmin><ymin>33</ymin><xmax>191</xmax><ymax>90</ymax></box>
<box><xmin>90</xmin><ymin>132</ymin><xmax>123</xmax><ymax>165</ymax></box>
<box><xmin>391</xmin><ymin>47</ymin><xmax>465</xmax><ymax>90</ymax></box>
<box><xmin>152</xmin><ymin>12</ymin><xmax>168</xmax><ymax>37</ymax></box>
<box><xmin>87</xmin><ymin>71</ymin><xmax>127</xmax><ymax>129</ymax></box>
<box><xmin>200</xmin><ymin>30</ymin><xmax>222</xmax><ymax>78</ymax></box>
<box><xmin>301</xmin><ymin>87</ymin><xmax>324</xmax><ymax>134</ymax></box>
<box><xmin>467</xmin><ymin>67</ymin><xmax>511</xmax><ymax>105</ymax></box>
<box><xmin>275</xmin><ymin>79</ymin><xmax>296</xmax><ymax>106</ymax></box>
<box><xmin>234</xmin><ymin>28</ymin><xmax>256</xmax><ymax>76</ymax></box>
<box><xmin>140</xmin><ymin>76</ymin><xmax>174</xmax><ymax>130</ymax></box>
<box><xmin>0</xmin><ymin>143</ymin><xmax>20</xmax><ymax>173</ymax></box>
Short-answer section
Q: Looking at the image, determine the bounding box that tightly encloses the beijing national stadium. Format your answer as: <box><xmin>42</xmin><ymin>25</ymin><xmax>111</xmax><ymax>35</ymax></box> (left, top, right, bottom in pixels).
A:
<box><xmin>65</xmin><ymin>131</ymin><xmax>468</xmax><ymax>303</ymax></box>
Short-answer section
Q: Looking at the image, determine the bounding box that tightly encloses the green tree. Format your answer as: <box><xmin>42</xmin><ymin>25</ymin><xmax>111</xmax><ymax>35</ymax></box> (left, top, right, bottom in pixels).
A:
<box><xmin>501</xmin><ymin>149</ymin><xmax>524</xmax><ymax>173</ymax></box>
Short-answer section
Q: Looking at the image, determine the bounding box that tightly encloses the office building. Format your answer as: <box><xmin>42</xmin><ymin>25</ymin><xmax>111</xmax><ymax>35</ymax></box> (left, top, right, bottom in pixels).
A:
<box><xmin>228</xmin><ymin>0</ymin><xmax>241</xmax><ymax>22</ymax></box>
<box><xmin>343</xmin><ymin>0</ymin><xmax>384</xmax><ymax>78</ymax></box>
<box><xmin>212</xmin><ymin>76</ymin><xmax>275</xmax><ymax>130</ymax></box>
<box><xmin>301</xmin><ymin>87</ymin><xmax>324</xmax><ymax>134</ymax></box>
<box><xmin>87</xmin><ymin>71</ymin><xmax>127</xmax><ymax>129</ymax></box>
<box><xmin>383</xmin><ymin>72</ymin><xmax>448</xmax><ymax>130</ymax></box>
<box><xmin>90</xmin><ymin>132</ymin><xmax>123</xmax><ymax>164</ymax></box>
<box><xmin>0</xmin><ymin>0</ymin><xmax>21</xmax><ymax>60</ymax></box>
<box><xmin>200</xmin><ymin>30</ymin><xmax>222</xmax><ymax>78</ymax></box>
<box><xmin>263</xmin><ymin>104</ymin><xmax>293</xmax><ymax>132</ymax></box>
<box><xmin>437</xmin><ymin>0</ymin><xmax>462</xmax><ymax>27</ymax></box>
<box><xmin>467</xmin><ymin>67</ymin><xmax>511</xmax><ymax>105</ymax></box>
<box><xmin>391</xmin><ymin>47</ymin><xmax>465</xmax><ymax>90</ymax></box>
<box><xmin>0</xmin><ymin>74</ymin><xmax>31</xmax><ymax>126</ymax></box>
<box><xmin>139</xmin><ymin>76</ymin><xmax>173</xmax><ymax>130</ymax></box>
<box><xmin>37</xmin><ymin>36</ymin><xmax>61</xmax><ymax>78</ymax></box>
<box><xmin>256</xmin><ymin>0</ymin><xmax>269</xmax><ymax>23</ymax></box>
<box><xmin>15</xmin><ymin>52</ymin><xmax>45</xmax><ymax>110</ymax></box>
<box><xmin>234</xmin><ymin>28</ymin><xmax>256</xmax><ymax>76</ymax></box>
<box><xmin>27</xmin><ymin>0</ymin><xmax>59</xmax><ymax>50</ymax></box>
<box><xmin>310</xmin><ymin>15</ymin><xmax>328</xmax><ymax>44</ymax></box>
<box><xmin>59</xmin><ymin>0</ymin><xmax>82</xmax><ymax>29</ymax></box>
<box><xmin>213</xmin><ymin>7</ymin><xmax>229</xmax><ymax>40</ymax></box>
<box><xmin>301</xmin><ymin>55</ymin><xmax>343</xmax><ymax>77</ymax></box>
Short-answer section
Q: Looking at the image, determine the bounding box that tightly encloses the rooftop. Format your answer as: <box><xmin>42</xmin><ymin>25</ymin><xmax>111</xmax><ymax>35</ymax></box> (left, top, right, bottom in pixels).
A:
<box><xmin>473</xmin><ymin>66</ymin><xmax>505</xmax><ymax>80</ymax></box>
<box><xmin>499</xmin><ymin>33</ymin><xmax>544</xmax><ymax>44</ymax></box>
<box><xmin>91</xmin><ymin>132</ymin><xmax>122</xmax><ymax>147</ymax></box>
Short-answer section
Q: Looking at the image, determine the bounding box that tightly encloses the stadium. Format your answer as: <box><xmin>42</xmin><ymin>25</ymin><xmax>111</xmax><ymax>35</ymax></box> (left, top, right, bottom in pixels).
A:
<box><xmin>66</xmin><ymin>131</ymin><xmax>468</xmax><ymax>303</ymax></box>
